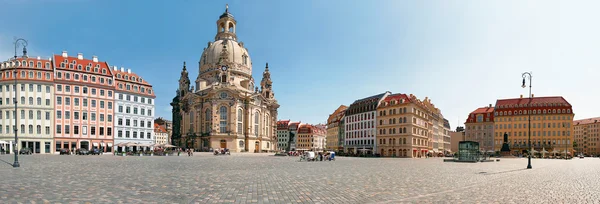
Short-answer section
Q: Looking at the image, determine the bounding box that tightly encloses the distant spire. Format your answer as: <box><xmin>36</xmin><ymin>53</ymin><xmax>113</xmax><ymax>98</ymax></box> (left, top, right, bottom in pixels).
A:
<box><xmin>226</xmin><ymin>4</ymin><xmax>229</xmax><ymax>12</ymax></box>
<box><xmin>265</xmin><ymin>62</ymin><xmax>269</xmax><ymax>71</ymax></box>
<box><xmin>183</xmin><ymin>61</ymin><xmax>187</xmax><ymax>71</ymax></box>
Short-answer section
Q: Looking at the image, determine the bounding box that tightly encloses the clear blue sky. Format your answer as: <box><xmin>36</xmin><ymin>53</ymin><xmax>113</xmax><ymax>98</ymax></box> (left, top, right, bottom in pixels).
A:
<box><xmin>2</xmin><ymin>0</ymin><xmax>600</xmax><ymax>130</ymax></box>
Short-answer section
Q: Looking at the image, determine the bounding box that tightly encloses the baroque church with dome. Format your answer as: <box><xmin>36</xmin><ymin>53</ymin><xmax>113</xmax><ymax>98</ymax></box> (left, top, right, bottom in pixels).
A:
<box><xmin>171</xmin><ymin>5</ymin><xmax>279</xmax><ymax>152</ymax></box>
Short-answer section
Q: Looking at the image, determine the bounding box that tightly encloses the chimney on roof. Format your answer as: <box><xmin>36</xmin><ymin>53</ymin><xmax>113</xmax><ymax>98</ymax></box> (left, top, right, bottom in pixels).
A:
<box><xmin>520</xmin><ymin>95</ymin><xmax>523</xmax><ymax>98</ymax></box>
<box><xmin>92</xmin><ymin>55</ymin><xmax>98</xmax><ymax>62</ymax></box>
<box><xmin>113</xmin><ymin>66</ymin><xmax>118</xmax><ymax>71</ymax></box>
<box><xmin>36</xmin><ymin>56</ymin><xmax>41</xmax><ymax>60</ymax></box>
<box><xmin>77</xmin><ymin>53</ymin><xmax>83</xmax><ymax>60</ymax></box>
<box><xmin>489</xmin><ymin>104</ymin><xmax>492</xmax><ymax>108</ymax></box>
<box><xmin>127</xmin><ymin>69</ymin><xmax>131</xmax><ymax>74</ymax></box>
<box><xmin>62</xmin><ymin>51</ymin><xmax>68</xmax><ymax>57</ymax></box>
<box><xmin>120</xmin><ymin>67</ymin><xmax>125</xmax><ymax>72</ymax></box>
<box><xmin>48</xmin><ymin>57</ymin><xmax>52</xmax><ymax>61</ymax></box>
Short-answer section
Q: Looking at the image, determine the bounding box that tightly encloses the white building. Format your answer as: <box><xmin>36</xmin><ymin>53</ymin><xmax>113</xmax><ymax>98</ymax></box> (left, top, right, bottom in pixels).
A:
<box><xmin>0</xmin><ymin>57</ymin><xmax>54</xmax><ymax>154</ymax></box>
<box><xmin>344</xmin><ymin>92</ymin><xmax>391</xmax><ymax>154</ymax></box>
<box><xmin>112</xmin><ymin>67</ymin><xmax>155</xmax><ymax>152</ymax></box>
<box><xmin>276</xmin><ymin>120</ymin><xmax>290</xmax><ymax>151</ymax></box>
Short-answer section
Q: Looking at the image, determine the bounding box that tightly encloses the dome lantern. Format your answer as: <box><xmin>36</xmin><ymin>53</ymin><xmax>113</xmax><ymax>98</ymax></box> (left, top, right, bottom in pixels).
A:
<box><xmin>215</xmin><ymin>4</ymin><xmax>237</xmax><ymax>41</ymax></box>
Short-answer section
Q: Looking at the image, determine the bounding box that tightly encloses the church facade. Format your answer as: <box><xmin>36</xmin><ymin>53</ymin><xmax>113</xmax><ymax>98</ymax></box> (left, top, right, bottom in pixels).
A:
<box><xmin>171</xmin><ymin>6</ymin><xmax>279</xmax><ymax>153</ymax></box>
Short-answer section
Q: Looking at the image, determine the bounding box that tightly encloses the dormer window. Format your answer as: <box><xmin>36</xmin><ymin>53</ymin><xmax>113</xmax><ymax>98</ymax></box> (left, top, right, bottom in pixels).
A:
<box><xmin>94</xmin><ymin>68</ymin><xmax>99</xmax><ymax>72</ymax></box>
<box><xmin>242</xmin><ymin>55</ymin><xmax>248</xmax><ymax>65</ymax></box>
<box><xmin>45</xmin><ymin>62</ymin><xmax>50</xmax><ymax>68</ymax></box>
<box><xmin>29</xmin><ymin>61</ymin><xmax>33</xmax><ymax>67</ymax></box>
<box><xmin>95</xmin><ymin>64</ymin><xmax>100</xmax><ymax>68</ymax></box>
<box><xmin>77</xmin><ymin>65</ymin><xmax>82</xmax><ymax>70</ymax></box>
<box><xmin>69</xmin><ymin>64</ymin><xmax>74</xmax><ymax>69</ymax></box>
<box><xmin>72</xmin><ymin>60</ymin><xmax>76</xmax><ymax>64</ymax></box>
<box><xmin>86</xmin><ymin>66</ymin><xmax>90</xmax><ymax>71</ymax></box>
<box><xmin>117</xmin><ymin>74</ymin><xmax>121</xmax><ymax>78</ymax></box>
<box><xmin>102</xmin><ymin>69</ymin><xmax>106</xmax><ymax>74</ymax></box>
<box><xmin>63</xmin><ymin>59</ymin><xmax>68</xmax><ymax>63</ymax></box>
<box><xmin>37</xmin><ymin>62</ymin><xmax>41</xmax><ymax>68</ymax></box>
<box><xmin>132</xmin><ymin>77</ymin><xmax>136</xmax><ymax>81</ymax></box>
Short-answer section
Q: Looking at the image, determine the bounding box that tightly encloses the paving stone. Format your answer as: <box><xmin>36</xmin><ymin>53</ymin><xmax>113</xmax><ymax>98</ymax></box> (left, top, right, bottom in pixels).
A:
<box><xmin>0</xmin><ymin>154</ymin><xmax>599</xmax><ymax>203</ymax></box>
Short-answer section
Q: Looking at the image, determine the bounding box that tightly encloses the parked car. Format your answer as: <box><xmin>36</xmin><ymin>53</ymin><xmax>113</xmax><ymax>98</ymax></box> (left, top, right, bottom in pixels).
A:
<box><xmin>60</xmin><ymin>148</ymin><xmax>70</xmax><ymax>155</ymax></box>
<box><xmin>76</xmin><ymin>148</ymin><xmax>90</xmax><ymax>155</ymax></box>
<box><xmin>89</xmin><ymin>148</ymin><xmax>102</xmax><ymax>155</ymax></box>
<box><xmin>579</xmin><ymin>155</ymin><xmax>584</xmax><ymax>159</ymax></box>
<box><xmin>19</xmin><ymin>148</ymin><xmax>32</xmax><ymax>155</ymax></box>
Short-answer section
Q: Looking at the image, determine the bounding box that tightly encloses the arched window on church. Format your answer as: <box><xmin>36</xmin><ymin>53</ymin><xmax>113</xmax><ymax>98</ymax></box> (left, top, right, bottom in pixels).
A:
<box><xmin>219</xmin><ymin>106</ymin><xmax>228</xmax><ymax>133</ymax></box>
<box><xmin>254</xmin><ymin>111</ymin><xmax>259</xmax><ymax>137</ymax></box>
<box><xmin>204</xmin><ymin>109</ymin><xmax>211</xmax><ymax>132</ymax></box>
<box><xmin>237</xmin><ymin>109</ymin><xmax>243</xmax><ymax>134</ymax></box>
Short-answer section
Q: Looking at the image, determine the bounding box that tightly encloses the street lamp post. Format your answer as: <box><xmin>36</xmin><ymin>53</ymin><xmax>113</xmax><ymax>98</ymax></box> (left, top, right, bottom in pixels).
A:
<box><xmin>522</xmin><ymin>72</ymin><xmax>532</xmax><ymax>169</ymax></box>
<box><xmin>12</xmin><ymin>38</ymin><xmax>28</xmax><ymax>168</ymax></box>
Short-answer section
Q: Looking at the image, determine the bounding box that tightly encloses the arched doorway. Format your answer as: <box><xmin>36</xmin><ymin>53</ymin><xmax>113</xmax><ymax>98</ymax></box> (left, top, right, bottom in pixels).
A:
<box><xmin>220</xmin><ymin>140</ymin><xmax>227</xmax><ymax>149</ymax></box>
<box><xmin>255</xmin><ymin>141</ymin><xmax>260</xmax><ymax>153</ymax></box>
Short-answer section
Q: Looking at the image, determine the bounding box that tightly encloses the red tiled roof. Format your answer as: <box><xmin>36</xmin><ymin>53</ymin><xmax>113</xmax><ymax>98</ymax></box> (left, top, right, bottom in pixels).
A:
<box><xmin>381</xmin><ymin>93</ymin><xmax>410</xmax><ymax>103</ymax></box>
<box><xmin>112</xmin><ymin>67</ymin><xmax>155</xmax><ymax>97</ymax></box>
<box><xmin>496</xmin><ymin>96</ymin><xmax>571</xmax><ymax>107</ymax></box>
<box><xmin>154</xmin><ymin>123</ymin><xmax>167</xmax><ymax>133</ymax></box>
<box><xmin>465</xmin><ymin>107</ymin><xmax>495</xmax><ymax>124</ymax></box>
<box><xmin>53</xmin><ymin>54</ymin><xmax>113</xmax><ymax>77</ymax></box>
<box><xmin>574</xmin><ymin>117</ymin><xmax>600</xmax><ymax>125</ymax></box>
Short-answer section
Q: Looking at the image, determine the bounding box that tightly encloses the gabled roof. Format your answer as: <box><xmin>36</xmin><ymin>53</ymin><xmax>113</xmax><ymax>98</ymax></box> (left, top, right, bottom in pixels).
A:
<box><xmin>346</xmin><ymin>92</ymin><xmax>390</xmax><ymax>115</ymax></box>
<box><xmin>154</xmin><ymin>123</ymin><xmax>168</xmax><ymax>133</ymax></box>
<box><xmin>465</xmin><ymin>106</ymin><xmax>495</xmax><ymax>124</ymax></box>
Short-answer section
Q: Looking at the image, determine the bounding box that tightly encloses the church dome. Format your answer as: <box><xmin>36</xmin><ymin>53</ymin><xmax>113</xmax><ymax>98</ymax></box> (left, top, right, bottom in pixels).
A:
<box><xmin>198</xmin><ymin>4</ymin><xmax>252</xmax><ymax>77</ymax></box>
<box><xmin>200</xmin><ymin>39</ymin><xmax>252</xmax><ymax>70</ymax></box>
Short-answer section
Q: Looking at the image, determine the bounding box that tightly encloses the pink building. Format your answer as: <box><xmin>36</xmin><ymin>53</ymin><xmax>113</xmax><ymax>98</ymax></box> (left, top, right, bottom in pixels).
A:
<box><xmin>53</xmin><ymin>52</ymin><xmax>115</xmax><ymax>153</ymax></box>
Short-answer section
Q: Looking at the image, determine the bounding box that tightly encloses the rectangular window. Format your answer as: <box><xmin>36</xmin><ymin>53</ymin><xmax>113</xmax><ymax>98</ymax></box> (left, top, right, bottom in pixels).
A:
<box><xmin>74</xmin><ymin>126</ymin><xmax>79</xmax><ymax>134</ymax></box>
<box><xmin>118</xmin><ymin>118</ymin><xmax>123</xmax><ymax>125</ymax></box>
<box><xmin>100</xmin><ymin>90</ymin><xmax>105</xmax><ymax>96</ymax></box>
<box><xmin>91</xmin><ymin>113</ymin><xmax>96</xmax><ymax>121</ymax></box>
<box><xmin>57</xmin><ymin>85</ymin><xmax>62</xmax><ymax>92</ymax></box>
<box><xmin>141</xmin><ymin>109</ymin><xmax>145</xmax><ymax>115</ymax></box>
<box><xmin>147</xmin><ymin>121</ymin><xmax>151</xmax><ymax>127</ymax></box>
<box><xmin>46</xmin><ymin>99</ymin><xmax>50</xmax><ymax>106</ymax></box>
<box><xmin>126</xmin><ymin>107</ymin><xmax>130</xmax><ymax>113</ymax></box>
<box><xmin>119</xmin><ymin>94</ymin><xmax>123</xmax><ymax>100</ymax></box>
<box><xmin>126</xmin><ymin>119</ymin><xmax>130</xmax><ymax>126</ymax></box>
<box><xmin>91</xmin><ymin>127</ymin><xmax>96</xmax><ymax>135</ymax></box>
<box><xmin>91</xmin><ymin>88</ymin><xmax>96</xmax><ymax>95</ymax></box>
<box><xmin>147</xmin><ymin>132</ymin><xmax>151</xmax><ymax>139</ymax></box>
<box><xmin>118</xmin><ymin>106</ymin><xmax>123</xmax><ymax>112</ymax></box>
<box><xmin>82</xmin><ymin>112</ymin><xmax>88</xmax><ymax>120</ymax></box>
<box><xmin>57</xmin><ymin>97</ymin><xmax>62</xmax><ymax>105</ymax></box>
<box><xmin>74</xmin><ymin>98</ymin><xmax>79</xmax><ymax>106</ymax></box>
<box><xmin>65</xmin><ymin>111</ymin><xmax>70</xmax><ymax>119</ymax></box>
<box><xmin>82</xmin><ymin>126</ymin><xmax>87</xmax><ymax>135</ymax></box>
<box><xmin>125</xmin><ymin>131</ymin><xmax>130</xmax><ymax>138</ymax></box>
<box><xmin>74</xmin><ymin>112</ymin><xmax>79</xmax><ymax>120</ymax></box>
<box><xmin>133</xmin><ymin>131</ymin><xmax>137</xmax><ymax>138</ymax></box>
<box><xmin>100</xmin><ymin>101</ymin><xmax>104</xmax><ymax>108</ymax></box>
<box><xmin>65</xmin><ymin>97</ymin><xmax>70</xmax><ymax>105</ymax></box>
<box><xmin>148</xmin><ymin>110</ymin><xmax>152</xmax><ymax>116</ymax></box>
<box><xmin>99</xmin><ymin>127</ymin><xmax>104</xmax><ymax>136</ymax></box>
<box><xmin>108</xmin><ymin>115</ymin><xmax>112</xmax><ymax>122</ymax></box>
<box><xmin>100</xmin><ymin>114</ymin><xmax>105</xmax><ymax>121</ymax></box>
<box><xmin>46</xmin><ymin>112</ymin><xmax>50</xmax><ymax>120</ymax></box>
<box><xmin>45</xmin><ymin>126</ymin><xmax>50</xmax><ymax>135</ymax></box>
<box><xmin>64</xmin><ymin>125</ymin><xmax>70</xmax><ymax>134</ymax></box>
<box><xmin>56</xmin><ymin>125</ymin><xmax>62</xmax><ymax>134</ymax></box>
<box><xmin>118</xmin><ymin>130</ymin><xmax>122</xmax><ymax>137</ymax></box>
<box><xmin>91</xmin><ymin>100</ymin><xmax>96</xmax><ymax>107</ymax></box>
<box><xmin>133</xmin><ymin>108</ymin><xmax>138</xmax><ymax>114</ymax></box>
<box><xmin>83</xmin><ymin>99</ymin><xmax>88</xmax><ymax>107</ymax></box>
<box><xmin>108</xmin><ymin>102</ymin><xmax>112</xmax><ymax>109</ymax></box>
<box><xmin>133</xmin><ymin>120</ymin><xmax>138</xmax><ymax>127</ymax></box>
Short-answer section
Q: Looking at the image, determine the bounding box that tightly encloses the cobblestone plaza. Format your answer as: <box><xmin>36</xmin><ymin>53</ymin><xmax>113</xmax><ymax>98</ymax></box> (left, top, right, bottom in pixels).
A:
<box><xmin>1</xmin><ymin>154</ymin><xmax>599</xmax><ymax>203</ymax></box>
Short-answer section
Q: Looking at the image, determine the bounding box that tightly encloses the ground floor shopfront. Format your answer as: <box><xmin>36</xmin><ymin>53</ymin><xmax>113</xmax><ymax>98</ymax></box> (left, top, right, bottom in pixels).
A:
<box><xmin>114</xmin><ymin>139</ymin><xmax>153</xmax><ymax>152</ymax></box>
<box><xmin>0</xmin><ymin>137</ymin><xmax>53</xmax><ymax>154</ymax></box>
<box><xmin>54</xmin><ymin>138</ymin><xmax>113</xmax><ymax>154</ymax></box>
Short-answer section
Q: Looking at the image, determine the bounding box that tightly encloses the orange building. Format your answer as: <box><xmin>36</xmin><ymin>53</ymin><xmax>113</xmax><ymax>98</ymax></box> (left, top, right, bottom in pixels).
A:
<box><xmin>326</xmin><ymin>105</ymin><xmax>347</xmax><ymax>151</ymax></box>
<box><xmin>493</xmin><ymin>95</ymin><xmax>574</xmax><ymax>155</ymax></box>
<box><xmin>573</xmin><ymin>117</ymin><xmax>600</xmax><ymax>156</ymax></box>
<box><xmin>376</xmin><ymin>93</ymin><xmax>432</xmax><ymax>158</ymax></box>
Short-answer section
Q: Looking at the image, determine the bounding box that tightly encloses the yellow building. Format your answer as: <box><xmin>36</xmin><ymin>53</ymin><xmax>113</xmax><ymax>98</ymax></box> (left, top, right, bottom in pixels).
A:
<box><xmin>573</xmin><ymin>117</ymin><xmax>600</xmax><ymax>156</ymax></box>
<box><xmin>376</xmin><ymin>93</ymin><xmax>431</xmax><ymax>158</ymax></box>
<box><xmin>493</xmin><ymin>95</ymin><xmax>574</xmax><ymax>156</ymax></box>
<box><xmin>326</xmin><ymin>105</ymin><xmax>347</xmax><ymax>151</ymax></box>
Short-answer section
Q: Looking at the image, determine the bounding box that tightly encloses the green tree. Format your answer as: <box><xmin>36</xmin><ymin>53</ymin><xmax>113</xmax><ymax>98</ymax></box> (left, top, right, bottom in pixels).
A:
<box><xmin>170</xmin><ymin>91</ymin><xmax>182</xmax><ymax>146</ymax></box>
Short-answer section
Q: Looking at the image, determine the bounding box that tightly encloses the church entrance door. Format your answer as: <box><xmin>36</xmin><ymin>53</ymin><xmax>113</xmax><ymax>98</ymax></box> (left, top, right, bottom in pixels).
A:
<box><xmin>220</xmin><ymin>140</ymin><xmax>227</xmax><ymax>149</ymax></box>
<box><xmin>255</xmin><ymin>141</ymin><xmax>260</xmax><ymax>153</ymax></box>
